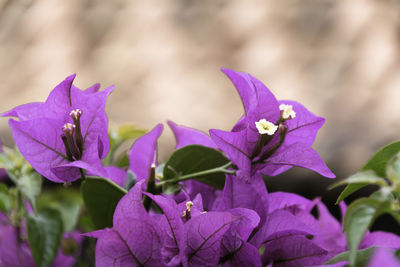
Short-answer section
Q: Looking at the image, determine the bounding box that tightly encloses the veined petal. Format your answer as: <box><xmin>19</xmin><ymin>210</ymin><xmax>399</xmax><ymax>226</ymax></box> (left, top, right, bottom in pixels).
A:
<box><xmin>128</xmin><ymin>124</ymin><xmax>163</xmax><ymax>182</ymax></box>
<box><xmin>261</xmin><ymin>142</ymin><xmax>335</xmax><ymax>178</ymax></box>
<box><xmin>279</xmin><ymin>100</ymin><xmax>325</xmax><ymax>147</ymax></box>
<box><xmin>209</xmin><ymin>128</ymin><xmax>252</xmax><ymax>176</ymax></box>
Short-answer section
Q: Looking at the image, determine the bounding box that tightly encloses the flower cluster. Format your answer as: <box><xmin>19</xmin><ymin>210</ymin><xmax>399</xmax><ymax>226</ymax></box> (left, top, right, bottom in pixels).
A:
<box><xmin>1</xmin><ymin>69</ymin><xmax>399</xmax><ymax>267</ymax></box>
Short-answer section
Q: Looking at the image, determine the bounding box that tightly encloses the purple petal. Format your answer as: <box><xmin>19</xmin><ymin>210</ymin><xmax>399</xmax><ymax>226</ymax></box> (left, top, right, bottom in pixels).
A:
<box><xmin>184</xmin><ymin>211</ymin><xmax>236</xmax><ymax>266</ymax></box>
<box><xmin>0</xmin><ymin>226</ymin><xmax>35</xmax><ymax>267</ymax></box>
<box><xmin>209</xmin><ymin>129</ymin><xmax>251</xmax><ymax>177</ymax></box>
<box><xmin>168</xmin><ymin>120</ymin><xmax>217</xmax><ymax>149</ymax></box>
<box><xmin>268</xmin><ymin>192</ymin><xmax>313</xmax><ymax>213</ymax></box>
<box><xmin>221</xmin><ymin>242</ymin><xmax>262</xmax><ymax>267</ymax></box>
<box><xmin>264</xmin><ymin>209</ymin><xmax>315</xmax><ymax>242</ymax></box>
<box><xmin>51</xmin><ymin>159</ymin><xmax>107</xmax><ymax>182</ymax></box>
<box><xmin>221</xmin><ymin>68</ymin><xmax>258</xmax><ymax>116</ymax></box>
<box><xmin>145</xmin><ymin>193</ymin><xmax>185</xmax><ymax>266</ymax></box>
<box><xmin>280</xmin><ymin>100</ymin><xmax>325</xmax><ymax>147</ymax></box>
<box><xmin>182</xmin><ymin>180</ymin><xmax>218</xmax><ymax>211</ymax></box>
<box><xmin>261</xmin><ymin>142</ymin><xmax>335</xmax><ymax>178</ymax></box>
<box><xmin>360</xmin><ymin>231</ymin><xmax>400</xmax><ymax>250</ymax></box>
<box><xmin>217</xmin><ymin>175</ymin><xmax>267</xmax><ymax>228</ymax></box>
<box><xmin>2</xmin><ymin>102</ymin><xmax>44</xmax><ymax>120</ymax></box>
<box><xmin>103</xmin><ymin>166</ymin><xmax>126</xmax><ymax>187</ymax></box>
<box><xmin>44</xmin><ymin>74</ymin><xmax>76</xmax><ymax>119</ymax></box>
<box><xmin>228</xmin><ymin>208</ymin><xmax>260</xmax><ymax>241</ymax></box>
<box><xmin>129</xmin><ymin>124</ymin><xmax>163</xmax><ymax>182</ymax></box>
<box><xmin>248</xmin><ymin>74</ymin><xmax>280</xmax><ymax>125</ymax></box>
<box><xmin>311</xmin><ymin>202</ymin><xmax>346</xmax><ymax>253</ymax></box>
<box><xmin>113</xmin><ymin>180</ymin><xmax>147</xmax><ymax>228</ymax></box>
<box><xmin>367</xmin><ymin>247</ymin><xmax>400</xmax><ymax>267</ymax></box>
<box><xmin>82</xmin><ymin>83</ymin><xmax>101</xmax><ymax>94</ymax></box>
<box><xmin>262</xmin><ymin>235</ymin><xmax>328</xmax><ymax>267</ymax></box>
<box><xmin>95</xmin><ymin>223</ymin><xmax>162</xmax><ymax>267</ymax></box>
<box><xmin>9</xmin><ymin>118</ymin><xmax>68</xmax><ymax>182</ymax></box>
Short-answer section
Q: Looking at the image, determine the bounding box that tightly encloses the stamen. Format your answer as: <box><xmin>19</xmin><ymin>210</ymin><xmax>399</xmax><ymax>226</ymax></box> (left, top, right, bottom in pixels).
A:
<box><xmin>254</xmin><ymin>123</ymin><xmax>289</xmax><ymax>164</ymax></box>
<box><xmin>69</xmin><ymin>109</ymin><xmax>82</xmax><ymax>120</ymax></box>
<box><xmin>182</xmin><ymin>201</ymin><xmax>194</xmax><ymax>221</ymax></box>
<box><xmin>70</xmin><ymin>109</ymin><xmax>84</xmax><ymax>154</ymax></box>
<box><xmin>62</xmin><ymin>123</ymin><xmax>81</xmax><ymax>160</ymax></box>
<box><xmin>279</xmin><ymin>104</ymin><xmax>296</xmax><ymax>120</ymax></box>
<box><xmin>255</xmin><ymin>119</ymin><xmax>278</xmax><ymax>135</ymax></box>
<box><xmin>62</xmin><ymin>123</ymin><xmax>75</xmax><ymax>136</ymax></box>
<box><xmin>61</xmin><ymin>134</ymin><xmax>73</xmax><ymax>161</ymax></box>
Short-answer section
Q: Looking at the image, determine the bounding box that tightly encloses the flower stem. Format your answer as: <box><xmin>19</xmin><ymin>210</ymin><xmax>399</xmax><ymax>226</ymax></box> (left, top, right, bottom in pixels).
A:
<box><xmin>80</xmin><ymin>168</ymin><xmax>86</xmax><ymax>180</ymax></box>
<box><xmin>157</xmin><ymin>162</ymin><xmax>235</xmax><ymax>186</ymax></box>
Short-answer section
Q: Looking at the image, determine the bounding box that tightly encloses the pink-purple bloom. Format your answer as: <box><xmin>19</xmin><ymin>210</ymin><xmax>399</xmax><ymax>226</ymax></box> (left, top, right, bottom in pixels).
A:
<box><xmin>2</xmin><ymin>75</ymin><xmax>113</xmax><ymax>182</ymax></box>
<box><xmin>209</xmin><ymin>68</ymin><xmax>335</xmax><ymax>180</ymax></box>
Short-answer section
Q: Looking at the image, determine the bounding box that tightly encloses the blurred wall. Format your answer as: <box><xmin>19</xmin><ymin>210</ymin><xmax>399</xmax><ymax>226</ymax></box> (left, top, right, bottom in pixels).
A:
<box><xmin>1</xmin><ymin>0</ymin><xmax>400</xmax><ymax>179</ymax></box>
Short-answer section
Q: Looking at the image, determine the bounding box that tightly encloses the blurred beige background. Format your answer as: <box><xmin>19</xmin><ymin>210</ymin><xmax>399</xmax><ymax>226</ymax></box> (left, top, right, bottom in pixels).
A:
<box><xmin>1</xmin><ymin>0</ymin><xmax>400</xmax><ymax>178</ymax></box>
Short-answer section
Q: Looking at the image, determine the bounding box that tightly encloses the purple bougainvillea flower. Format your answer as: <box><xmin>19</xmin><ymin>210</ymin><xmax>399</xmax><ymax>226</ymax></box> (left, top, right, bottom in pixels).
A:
<box><xmin>2</xmin><ymin>75</ymin><xmax>113</xmax><ymax>182</ymax></box>
<box><xmin>209</xmin><ymin>68</ymin><xmax>335</xmax><ymax>180</ymax></box>
<box><xmin>367</xmin><ymin>248</ymin><xmax>400</xmax><ymax>267</ymax></box>
<box><xmin>128</xmin><ymin>124</ymin><xmax>163</xmax><ymax>182</ymax></box>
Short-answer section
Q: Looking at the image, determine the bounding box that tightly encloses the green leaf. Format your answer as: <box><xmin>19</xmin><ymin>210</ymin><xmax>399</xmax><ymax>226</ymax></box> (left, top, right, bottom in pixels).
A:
<box><xmin>26</xmin><ymin>207</ymin><xmax>63</xmax><ymax>267</ymax></box>
<box><xmin>361</xmin><ymin>140</ymin><xmax>400</xmax><ymax>177</ymax></box>
<box><xmin>386</xmin><ymin>152</ymin><xmax>400</xmax><ymax>185</ymax></box>
<box><xmin>116</xmin><ymin>153</ymin><xmax>130</xmax><ymax>168</ymax></box>
<box><xmin>325</xmin><ymin>247</ymin><xmax>376</xmax><ymax>266</ymax></box>
<box><xmin>344</xmin><ymin>198</ymin><xmax>391</xmax><ymax>265</ymax></box>
<box><xmin>81</xmin><ymin>177</ymin><xmax>127</xmax><ymax>229</ymax></box>
<box><xmin>332</xmin><ymin>171</ymin><xmax>388</xmax><ymax>204</ymax></box>
<box><xmin>17</xmin><ymin>172</ymin><xmax>42</xmax><ymax>211</ymax></box>
<box><xmin>163</xmin><ymin>145</ymin><xmax>230</xmax><ymax>189</ymax></box>
<box><xmin>38</xmin><ymin>189</ymin><xmax>82</xmax><ymax>232</ymax></box>
<box><xmin>0</xmin><ymin>183</ymin><xmax>10</xmax><ymax>213</ymax></box>
<box><xmin>124</xmin><ymin>170</ymin><xmax>137</xmax><ymax>190</ymax></box>
<box><xmin>117</xmin><ymin>125</ymin><xmax>147</xmax><ymax>141</ymax></box>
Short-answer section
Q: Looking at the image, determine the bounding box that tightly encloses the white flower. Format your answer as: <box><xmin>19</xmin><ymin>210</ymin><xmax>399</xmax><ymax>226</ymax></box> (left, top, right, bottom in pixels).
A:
<box><xmin>255</xmin><ymin>119</ymin><xmax>278</xmax><ymax>135</ymax></box>
<box><xmin>279</xmin><ymin>104</ymin><xmax>296</xmax><ymax>120</ymax></box>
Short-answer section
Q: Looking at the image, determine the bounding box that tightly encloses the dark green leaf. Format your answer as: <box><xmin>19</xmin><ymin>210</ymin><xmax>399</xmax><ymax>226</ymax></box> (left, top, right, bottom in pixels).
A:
<box><xmin>344</xmin><ymin>198</ymin><xmax>391</xmax><ymax>265</ymax></box>
<box><xmin>163</xmin><ymin>145</ymin><xmax>230</xmax><ymax>189</ymax></box>
<box><xmin>81</xmin><ymin>177</ymin><xmax>127</xmax><ymax>229</ymax></box>
<box><xmin>26</xmin><ymin>207</ymin><xmax>63</xmax><ymax>267</ymax></box>
<box><xmin>331</xmin><ymin>171</ymin><xmax>387</xmax><ymax>203</ymax></box>
<box><xmin>361</xmin><ymin>140</ymin><xmax>400</xmax><ymax>177</ymax></box>
<box><xmin>325</xmin><ymin>247</ymin><xmax>376</xmax><ymax>266</ymax></box>
<box><xmin>395</xmin><ymin>249</ymin><xmax>400</xmax><ymax>260</ymax></box>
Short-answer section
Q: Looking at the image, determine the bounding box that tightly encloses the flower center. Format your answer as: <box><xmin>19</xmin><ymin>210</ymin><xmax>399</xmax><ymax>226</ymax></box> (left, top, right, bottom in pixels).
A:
<box><xmin>279</xmin><ymin>104</ymin><xmax>296</xmax><ymax>120</ymax></box>
<box><xmin>60</xmin><ymin>109</ymin><xmax>84</xmax><ymax>161</ymax></box>
<box><xmin>182</xmin><ymin>201</ymin><xmax>194</xmax><ymax>221</ymax></box>
<box><xmin>255</xmin><ymin>119</ymin><xmax>278</xmax><ymax>135</ymax></box>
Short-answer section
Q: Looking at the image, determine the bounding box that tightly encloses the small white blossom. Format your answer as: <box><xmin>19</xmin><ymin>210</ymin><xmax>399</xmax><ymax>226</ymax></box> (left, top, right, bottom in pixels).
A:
<box><xmin>255</xmin><ymin>119</ymin><xmax>278</xmax><ymax>135</ymax></box>
<box><xmin>279</xmin><ymin>104</ymin><xmax>296</xmax><ymax>120</ymax></box>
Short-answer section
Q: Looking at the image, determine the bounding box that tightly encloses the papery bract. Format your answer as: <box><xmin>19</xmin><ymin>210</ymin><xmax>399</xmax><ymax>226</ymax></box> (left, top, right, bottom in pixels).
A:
<box><xmin>209</xmin><ymin>68</ymin><xmax>335</xmax><ymax>180</ymax></box>
<box><xmin>2</xmin><ymin>75</ymin><xmax>112</xmax><ymax>182</ymax></box>
<box><xmin>128</xmin><ymin>124</ymin><xmax>163</xmax><ymax>182</ymax></box>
